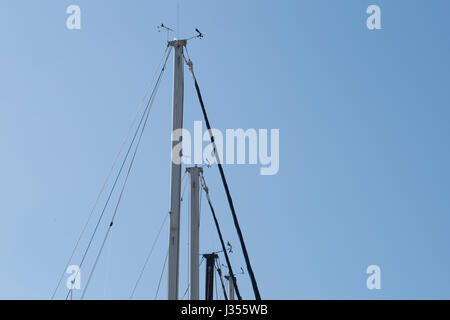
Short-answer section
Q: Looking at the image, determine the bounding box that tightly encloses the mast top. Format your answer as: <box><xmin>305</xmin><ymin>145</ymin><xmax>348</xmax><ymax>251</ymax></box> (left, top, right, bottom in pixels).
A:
<box><xmin>168</xmin><ymin>39</ymin><xmax>187</xmax><ymax>47</ymax></box>
<box><xmin>166</xmin><ymin>27</ymin><xmax>204</xmax><ymax>47</ymax></box>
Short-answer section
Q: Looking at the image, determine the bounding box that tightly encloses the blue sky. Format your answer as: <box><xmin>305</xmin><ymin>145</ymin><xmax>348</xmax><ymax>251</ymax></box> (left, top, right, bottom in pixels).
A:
<box><xmin>1</xmin><ymin>0</ymin><xmax>450</xmax><ymax>299</ymax></box>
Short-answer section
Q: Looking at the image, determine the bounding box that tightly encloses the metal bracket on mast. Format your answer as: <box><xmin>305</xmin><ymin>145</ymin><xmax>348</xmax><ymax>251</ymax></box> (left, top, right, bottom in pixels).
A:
<box><xmin>168</xmin><ymin>39</ymin><xmax>187</xmax><ymax>47</ymax></box>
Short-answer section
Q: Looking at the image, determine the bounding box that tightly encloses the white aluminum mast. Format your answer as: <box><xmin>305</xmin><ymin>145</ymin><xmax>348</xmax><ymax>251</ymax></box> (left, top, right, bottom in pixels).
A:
<box><xmin>186</xmin><ymin>166</ymin><xmax>202</xmax><ymax>300</ymax></box>
<box><xmin>167</xmin><ymin>39</ymin><xmax>186</xmax><ymax>300</ymax></box>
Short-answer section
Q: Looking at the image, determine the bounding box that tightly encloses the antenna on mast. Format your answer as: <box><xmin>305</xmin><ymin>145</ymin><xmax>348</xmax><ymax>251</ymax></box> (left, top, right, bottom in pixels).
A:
<box><xmin>157</xmin><ymin>23</ymin><xmax>174</xmax><ymax>41</ymax></box>
<box><xmin>195</xmin><ymin>28</ymin><xmax>204</xmax><ymax>38</ymax></box>
<box><xmin>186</xmin><ymin>28</ymin><xmax>205</xmax><ymax>41</ymax></box>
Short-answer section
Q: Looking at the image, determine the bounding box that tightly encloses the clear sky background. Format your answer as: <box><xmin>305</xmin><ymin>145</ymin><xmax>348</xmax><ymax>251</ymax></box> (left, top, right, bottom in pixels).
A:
<box><xmin>1</xmin><ymin>0</ymin><xmax>450</xmax><ymax>300</ymax></box>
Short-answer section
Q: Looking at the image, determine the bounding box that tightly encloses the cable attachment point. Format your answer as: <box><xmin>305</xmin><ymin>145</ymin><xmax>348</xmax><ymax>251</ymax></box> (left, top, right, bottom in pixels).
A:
<box><xmin>187</xmin><ymin>59</ymin><xmax>194</xmax><ymax>72</ymax></box>
<box><xmin>199</xmin><ymin>172</ymin><xmax>209</xmax><ymax>195</ymax></box>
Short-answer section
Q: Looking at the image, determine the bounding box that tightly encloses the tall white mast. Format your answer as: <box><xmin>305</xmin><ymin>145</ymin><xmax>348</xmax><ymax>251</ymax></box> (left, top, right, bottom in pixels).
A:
<box><xmin>187</xmin><ymin>166</ymin><xmax>202</xmax><ymax>300</ymax></box>
<box><xmin>167</xmin><ymin>39</ymin><xmax>186</xmax><ymax>300</ymax></box>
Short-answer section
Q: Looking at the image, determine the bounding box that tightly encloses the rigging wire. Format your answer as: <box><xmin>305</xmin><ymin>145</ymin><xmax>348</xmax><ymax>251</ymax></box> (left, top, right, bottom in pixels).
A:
<box><xmin>215</xmin><ymin>264</ymin><xmax>222</xmax><ymax>300</ymax></box>
<box><xmin>181</xmin><ymin>256</ymin><xmax>205</xmax><ymax>300</ymax></box>
<box><xmin>80</xmin><ymin>51</ymin><xmax>170</xmax><ymax>299</ymax></box>
<box><xmin>186</xmin><ymin>57</ymin><xmax>261</xmax><ymax>300</ymax></box>
<box><xmin>216</xmin><ymin>257</ymin><xmax>229</xmax><ymax>300</ymax></box>
<box><xmin>51</xmin><ymin>46</ymin><xmax>171</xmax><ymax>300</ymax></box>
<box><xmin>65</xmin><ymin>48</ymin><xmax>172</xmax><ymax>300</ymax></box>
<box><xmin>182</xmin><ymin>285</ymin><xmax>189</xmax><ymax>300</ymax></box>
<box><xmin>130</xmin><ymin>170</ymin><xmax>188</xmax><ymax>300</ymax></box>
<box><xmin>180</xmin><ymin>176</ymin><xmax>189</xmax><ymax>202</ymax></box>
<box><xmin>129</xmin><ymin>211</ymin><xmax>169</xmax><ymax>299</ymax></box>
<box><xmin>155</xmin><ymin>250</ymin><xmax>169</xmax><ymax>300</ymax></box>
<box><xmin>180</xmin><ymin>171</ymin><xmax>188</xmax><ymax>202</ymax></box>
<box><xmin>200</xmin><ymin>173</ymin><xmax>242</xmax><ymax>300</ymax></box>
<box><xmin>64</xmin><ymin>47</ymin><xmax>173</xmax><ymax>300</ymax></box>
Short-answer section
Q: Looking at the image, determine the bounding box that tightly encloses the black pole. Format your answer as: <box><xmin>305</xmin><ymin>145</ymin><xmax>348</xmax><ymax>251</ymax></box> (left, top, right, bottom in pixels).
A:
<box><xmin>203</xmin><ymin>253</ymin><xmax>217</xmax><ymax>300</ymax></box>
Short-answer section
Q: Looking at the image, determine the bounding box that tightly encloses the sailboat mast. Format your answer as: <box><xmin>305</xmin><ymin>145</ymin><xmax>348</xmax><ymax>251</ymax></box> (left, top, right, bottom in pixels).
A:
<box><xmin>187</xmin><ymin>166</ymin><xmax>202</xmax><ymax>300</ymax></box>
<box><xmin>167</xmin><ymin>39</ymin><xmax>186</xmax><ymax>300</ymax></box>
